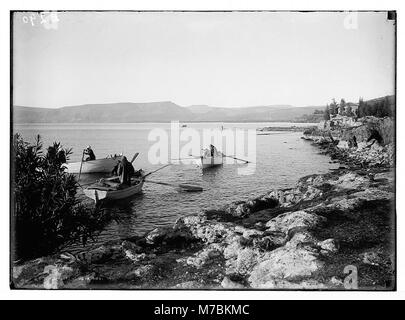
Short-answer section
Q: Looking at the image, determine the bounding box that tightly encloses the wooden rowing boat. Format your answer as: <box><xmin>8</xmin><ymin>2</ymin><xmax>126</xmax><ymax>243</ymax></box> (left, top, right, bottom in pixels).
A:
<box><xmin>193</xmin><ymin>146</ymin><xmax>223</xmax><ymax>169</ymax></box>
<box><xmin>195</xmin><ymin>154</ymin><xmax>224</xmax><ymax>169</ymax></box>
<box><xmin>83</xmin><ymin>178</ymin><xmax>144</xmax><ymax>203</ymax></box>
<box><xmin>64</xmin><ymin>156</ymin><xmax>122</xmax><ymax>174</ymax></box>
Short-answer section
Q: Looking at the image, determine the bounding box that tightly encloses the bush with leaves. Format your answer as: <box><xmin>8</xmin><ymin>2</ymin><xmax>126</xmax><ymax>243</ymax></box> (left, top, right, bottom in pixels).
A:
<box><xmin>12</xmin><ymin>134</ymin><xmax>112</xmax><ymax>261</ymax></box>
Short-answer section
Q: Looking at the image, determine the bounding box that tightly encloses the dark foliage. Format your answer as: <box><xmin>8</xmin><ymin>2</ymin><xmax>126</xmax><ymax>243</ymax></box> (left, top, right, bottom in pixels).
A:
<box><xmin>321</xmin><ymin>96</ymin><xmax>394</xmax><ymax>120</ymax></box>
<box><xmin>324</xmin><ymin>105</ymin><xmax>331</xmax><ymax>120</ymax></box>
<box><xmin>12</xmin><ymin>134</ymin><xmax>113</xmax><ymax>260</ymax></box>
<box><xmin>358</xmin><ymin>96</ymin><xmax>394</xmax><ymax>118</ymax></box>
<box><xmin>329</xmin><ymin>99</ymin><xmax>338</xmax><ymax>115</ymax></box>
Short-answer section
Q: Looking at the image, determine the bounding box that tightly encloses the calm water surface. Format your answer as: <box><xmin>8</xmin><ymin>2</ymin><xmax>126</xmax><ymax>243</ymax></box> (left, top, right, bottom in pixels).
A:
<box><xmin>15</xmin><ymin>122</ymin><xmax>337</xmax><ymax>252</ymax></box>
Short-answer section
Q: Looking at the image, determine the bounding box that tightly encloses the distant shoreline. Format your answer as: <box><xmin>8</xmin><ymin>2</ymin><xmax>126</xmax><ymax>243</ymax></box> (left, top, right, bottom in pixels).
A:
<box><xmin>14</xmin><ymin>121</ymin><xmax>319</xmax><ymax>125</ymax></box>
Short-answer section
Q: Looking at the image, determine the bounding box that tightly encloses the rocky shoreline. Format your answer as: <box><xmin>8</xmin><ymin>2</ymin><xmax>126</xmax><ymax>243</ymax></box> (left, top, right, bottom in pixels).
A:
<box><xmin>12</xmin><ymin>119</ymin><xmax>395</xmax><ymax>290</ymax></box>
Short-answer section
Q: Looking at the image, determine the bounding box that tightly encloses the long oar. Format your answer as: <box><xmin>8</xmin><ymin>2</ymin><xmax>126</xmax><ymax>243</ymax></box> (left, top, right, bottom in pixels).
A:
<box><xmin>170</xmin><ymin>156</ymin><xmax>200</xmax><ymax>161</ymax></box>
<box><xmin>130</xmin><ymin>152</ymin><xmax>139</xmax><ymax>163</ymax></box>
<box><xmin>142</xmin><ymin>164</ymin><xmax>172</xmax><ymax>179</ymax></box>
<box><xmin>145</xmin><ymin>180</ymin><xmax>203</xmax><ymax>192</ymax></box>
<box><xmin>223</xmin><ymin>154</ymin><xmax>250</xmax><ymax>163</ymax></box>
<box><xmin>77</xmin><ymin>150</ymin><xmax>85</xmax><ymax>182</ymax></box>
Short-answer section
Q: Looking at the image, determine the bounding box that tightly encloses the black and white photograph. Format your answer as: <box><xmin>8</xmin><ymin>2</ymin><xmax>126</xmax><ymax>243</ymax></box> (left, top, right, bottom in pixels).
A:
<box><xmin>9</xmin><ymin>10</ymin><xmax>396</xmax><ymax>291</ymax></box>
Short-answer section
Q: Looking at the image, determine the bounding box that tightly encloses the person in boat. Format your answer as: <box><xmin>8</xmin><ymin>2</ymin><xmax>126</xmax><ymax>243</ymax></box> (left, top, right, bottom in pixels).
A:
<box><xmin>84</xmin><ymin>145</ymin><xmax>96</xmax><ymax>161</ymax></box>
<box><xmin>111</xmin><ymin>159</ymin><xmax>121</xmax><ymax>176</ymax></box>
<box><xmin>117</xmin><ymin>156</ymin><xmax>135</xmax><ymax>186</ymax></box>
<box><xmin>210</xmin><ymin>144</ymin><xmax>216</xmax><ymax>157</ymax></box>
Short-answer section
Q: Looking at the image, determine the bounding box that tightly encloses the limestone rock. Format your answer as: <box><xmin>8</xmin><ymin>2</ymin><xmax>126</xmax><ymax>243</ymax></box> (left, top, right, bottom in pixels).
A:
<box><xmin>285</xmin><ymin>231</ymin><xmax>318</xmax><ymax>249</ymax></box>
<box><xmin>333</xmin><ymin>172</ymin><xmax>370</xmax><ymax>190</ymax></box>
<box><xmin>223</xmin><ymin>237</ymin><xmax>244</xmax><ymax>260</ymax></box>
<box><xmin>330</xmin><ymin>276</ymin><xmax>344</xmax><ymax>287</ymax></box>
<box><xmin>374</xmin><ymin>171</ymin><xmax>394</xmax><ymax>183</ymax></box>
<box><xmin>265</xmin><ymin>210</ymin><xmax>326</xmax><ymax>234</ymax></box>
<box><xmin>351</xmin><ymin>188</ymin><xmax>393</xmax><ymax>202</ymax></box>
<box><xmin>174</xmin><ymin>281</ymin><xmax>204</xmax><ymax>289</ymax></box>
<box><xmin>253</xmin><ymin>231</ymin><xmax>286</xmax><ymax>251</ymax></box>
<box><xmin>255</xmin><ymin>279</ymin><xmax>327</xmax><ymax>289</ymax></box>
<box><xmin>224</xmin><ymin>196</ymin><xmax>279</xmax><ymax>218</ymax></box>
<box><xmin>122</xmin><ymin>240</ymin><xmax>145</xmax><ymax>262</ymax></box>
<box><xmin>129</xmin><ymin>264</ymin><xmax>156</xmax><ymax>278</ymax></box>
<box><xmin>362</xmin><ymin>251</ymin><xmax>385</xmax><ymax>266</ymax></box>
<box><xmin>232</xmin><ymin>248</ymin><xmax>261</xmax><ymax>276</ymax></box>
<box><xmin>221</xmin><ymin>276</ymin><xmax>246</xmax><ymax>289</ymax></box>
<box><xmin>43</xmin><ymin>265</ymin><xmax>75</xmax><ymax>289</ymax></box>
<box><xmin>77</xmin><ymin>245</ymin><xmax>121</xmax><ymax>264</ymax></box>
<box><xmin>326</xmin><ymin>197</ymin><xmax>362</xmax><ymax>211</ymax></box>
<box><xmin>121</xmin><ymin>240</ymin><xmax>142</xmax><ymax>252</ymax></box>
<box><xmin>317</xmin><ymin>238</ymin><xmax>339</xmax><ymax>254</ymax></box>
<box><xmin>65</xmin><ymin>273</ymin><xmax>96</xmax><ymax>289</ymax></box>
<box><xmin>302</xmin><ymin>186</ymin><xmax>323</xmax><ymax>201</ymax></box>
<box><xmin>249</xmin><ymin>247</ymin><xmax>324</xmax><ymax>286</ymax></box>
<box><xmin>186</xmin><ymin>247</ymin><xmax>223</xmax><ymax>269</ymax></box>
<box><xmin>125</xmin><ymin>251</ymin><xmax>147</xmax><ymax>262</ymax></box>
<box><xmin>193</xmin><ymin>222</ymin><xmax>234</xmax><ymax>244</ymax></box>
<box><xmin>242</xmin><ymin>228</ymin><xmax>264</xmax><ymax>239</ymax></box>
<box><xmin>145</xmin><ymin>224</ymin><xmax>196</xmax><ymax>246</ymax></box>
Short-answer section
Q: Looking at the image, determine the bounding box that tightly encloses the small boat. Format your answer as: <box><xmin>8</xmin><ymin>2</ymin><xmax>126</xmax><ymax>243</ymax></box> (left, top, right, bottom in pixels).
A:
<box><xmin>195</xmin><ymin>147</ymin><xmax>224</xmax><ymax>169</ymax></box>
<box><xmin>83</xmin><ymin>178</ymin><xmax>144</xmax><ymax>203</ymax></box>
<box><xmin>196</xmin><ymin>155</ymin><xmax>224</xmax><ymax>169</ymax></box>
<box><xmin>64</xmin><ymin>155</ymin><xmax>122</xmax><ymax>174</ymax></box>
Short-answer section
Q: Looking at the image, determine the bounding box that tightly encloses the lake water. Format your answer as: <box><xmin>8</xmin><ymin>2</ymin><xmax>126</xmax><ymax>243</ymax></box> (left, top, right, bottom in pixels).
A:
<box><xmin>14</xmin><ymin>122</ymin><xmax>337</xmax><ymax>253</ymax></box>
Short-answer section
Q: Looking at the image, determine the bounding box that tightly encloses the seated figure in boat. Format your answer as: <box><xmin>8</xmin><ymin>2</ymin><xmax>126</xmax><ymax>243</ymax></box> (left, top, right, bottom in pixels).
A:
<box><xmin>84</xmin><ymin>145</ymin><xmax>96</xmax><ymax>161</ymax></box>
<box><xmin>210</xmin><ymin>144</ymin><xmax>216</xmax><ymax>157</ymax></box>
<box><xmin>117</xmin><ymin>156</ymin><xmax>135</xmax><ymax>186</ymax></box>
<box><xmin>112</xmin><ymin>159</ymin><xmax>143</xmax><ymax>179</ymax></box>
<box><xmin>202</xmin><ymin>144</ymin><xmax>219</xmax><ymax>158</ymax></box>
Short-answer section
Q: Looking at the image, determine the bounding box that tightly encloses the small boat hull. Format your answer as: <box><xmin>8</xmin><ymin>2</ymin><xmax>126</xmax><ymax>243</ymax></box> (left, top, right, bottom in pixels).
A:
<box><xmin>84</xmin><ymin>180</ymin><xmax>144</xmax><ymax>203</ymax></box>
<box><xmin>196</xmin><ymin>155</ymin><xmax>224</xmax><ymax>169</ymax></box>
<box><xmin>65</xmin><ymin>156</ymin><xmax>122</xmax><ymax>174</ymax></box>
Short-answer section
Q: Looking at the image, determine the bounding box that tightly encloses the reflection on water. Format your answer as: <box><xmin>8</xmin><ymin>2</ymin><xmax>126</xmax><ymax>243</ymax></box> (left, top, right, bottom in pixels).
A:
<box><xmin>14</xmin><ymin>122</ymin><xmax>337</xmax><ymax>253</ymax></box>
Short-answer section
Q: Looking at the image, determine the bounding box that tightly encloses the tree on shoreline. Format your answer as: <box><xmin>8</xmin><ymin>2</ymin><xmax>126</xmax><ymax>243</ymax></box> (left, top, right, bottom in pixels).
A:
<box><xmin>324</xmin><ymin>104</ymin><xmax>330</xmax><ymax>120</ymax></box>
<box><xmin>358</xmin><ymin>96</ymin><xmax>394</xmax><ymax>118</ymax></box>
<box><xmin>329</xmin><ymin>99</ymin><xmax>338</xmax><ymax>116</ymax></box>
<box><xmin>12</xmin><ymin>134</ymin><xmax>112</xmax><ymax>261</ymax></box>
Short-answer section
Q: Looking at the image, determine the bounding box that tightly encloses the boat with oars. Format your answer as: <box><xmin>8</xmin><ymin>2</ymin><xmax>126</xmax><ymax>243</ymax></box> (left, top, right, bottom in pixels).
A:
<box><xmin>64</xmin><ymin>147</ymin><xmax>122</xmax><ymax>174</ymax></box>
<box><xmin>196</xmin><ymin>150</ymin><xmax>224</xmax><ymax>169</ymax></box>
<box><xmin>83</xmin><ymin>176</ymin><xmax>144</xmax><ymax>203</ymax></box>
<box><xmin>172</xmin><ymin>145</ymin><xmax>250</xmax><ymax>170</ymax></box>
<box><xmin>80</xmin><ymin>153</ymin><xmax>203</xmax><ymax>203</ymax></box>
<box><xmin>65</xmin><ymin>155</ymin><xmax>122</xmax><ymax>174</ymax></box>
<box><xmin>189</xmin><ymin>145</ymin><xmax>250</xmax><ymax>170</ymax></box>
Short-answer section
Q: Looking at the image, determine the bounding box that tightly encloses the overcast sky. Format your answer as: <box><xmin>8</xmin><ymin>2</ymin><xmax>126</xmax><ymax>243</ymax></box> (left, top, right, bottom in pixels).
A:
<box><xmin>13</xmin><ymin>11</ymin><xmax>395</xmax><ymax>108</ymax></box>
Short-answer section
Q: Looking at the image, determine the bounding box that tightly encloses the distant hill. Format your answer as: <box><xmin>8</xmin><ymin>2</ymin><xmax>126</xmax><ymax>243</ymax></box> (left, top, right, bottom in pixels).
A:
<box><xmin>13</xmin><ymin>101</ymin><xmax>324</xmax><ymax>123</ymax></box>
<box><xmin>185</xmin><ymin>104</ymin><xmax>320</xmax><ymax>122</ymax></box>
<box><xmin>13</xmin><ymin>102</ymin><xmax>190</xmax><ymax>123</ymax></box>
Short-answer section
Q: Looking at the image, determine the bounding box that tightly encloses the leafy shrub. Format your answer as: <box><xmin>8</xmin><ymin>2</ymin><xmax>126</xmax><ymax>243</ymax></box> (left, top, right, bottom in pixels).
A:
<box><xmin>12</xmin><ymin>134</ymin><xmax>112</xmax><ymax>260</ymax></box>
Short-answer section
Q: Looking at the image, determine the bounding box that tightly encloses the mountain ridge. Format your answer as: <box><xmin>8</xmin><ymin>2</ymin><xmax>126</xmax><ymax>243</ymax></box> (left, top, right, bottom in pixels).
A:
<box><xmin>13</xmin><ymin>101</ymin><xmax>324</xmax><ymax>123</ymax></box>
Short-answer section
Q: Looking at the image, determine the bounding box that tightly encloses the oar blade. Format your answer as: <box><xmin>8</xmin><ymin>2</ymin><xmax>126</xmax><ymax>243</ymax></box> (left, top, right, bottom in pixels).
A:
<box><xmin>178</xmin><ymin>184</ymin><xmax>203</xmax><ymax>192</ymax></box>
<box><xmin>145</xmin><ymin>179</ymin><xmax>203</xmax><ymax>192</ymax></box>
<box><xmin>131</xmin><ymin>152</ymin><xmax>140</xmax><ymax>163</ymax></box>
<box><xmin>224</xmin><ymin>154</ymin><xmax>250</xmax><ymax>163</ymax></box>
